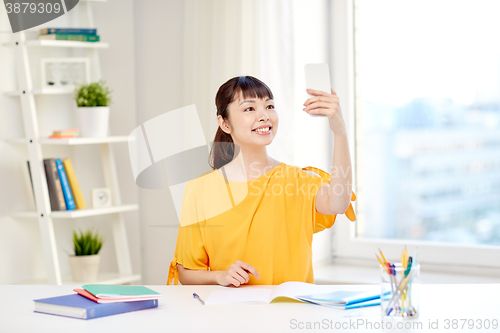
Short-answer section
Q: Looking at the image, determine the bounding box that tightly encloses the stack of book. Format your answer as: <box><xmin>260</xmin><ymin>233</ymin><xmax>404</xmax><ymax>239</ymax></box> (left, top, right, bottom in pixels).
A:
<box><xmin>38</xmin><ymin>28</ymin><xmax>100</xmax><ymax>42</ymax></box>
<box><xmin>34</xmin><ymin>285</ymin><xmax>161</xmax><ymax>320</ymax></box>
<box><xmin>27</xmin><ymin>158</ymin><xmax>87</xmax><ymax>211</ymax></box>
<box><xmin>48</xmin><ymin>128</ymin><xmax>79</xmax><ymax>139</ymax></box>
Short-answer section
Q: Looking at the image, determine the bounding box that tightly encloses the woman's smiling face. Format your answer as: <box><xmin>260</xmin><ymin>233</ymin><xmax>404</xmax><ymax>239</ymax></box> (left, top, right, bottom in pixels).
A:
<box><xmin>218</xmin><ymin>90</ymin><xmax>279</xmax><ymax>147</ymax></box>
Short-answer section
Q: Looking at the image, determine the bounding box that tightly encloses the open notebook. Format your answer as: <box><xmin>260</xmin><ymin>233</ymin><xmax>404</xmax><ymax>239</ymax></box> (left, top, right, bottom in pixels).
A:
<box><xmin>296</xmin><ymin>289</ymin><xmax>391</xmax><ymax>309</ymax></box>
<box><xmin>205</xmin><ymin>282</ymin><xmax>383</xmax><ymax>309</ymax></box>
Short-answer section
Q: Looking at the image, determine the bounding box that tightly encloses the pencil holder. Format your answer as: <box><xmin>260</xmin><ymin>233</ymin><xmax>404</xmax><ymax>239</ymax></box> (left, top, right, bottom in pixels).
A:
<box><xmin>380</xmin><ymin>263</ymin><xmax>420</xmax><ymax>320</ymax></box>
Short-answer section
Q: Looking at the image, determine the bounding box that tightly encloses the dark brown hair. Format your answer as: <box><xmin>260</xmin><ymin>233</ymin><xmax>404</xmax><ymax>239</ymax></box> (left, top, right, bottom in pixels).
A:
<box><xmin>209</xmin><ymin>76</ymin><xmax>274</xmax><ymax>170</ymax></box>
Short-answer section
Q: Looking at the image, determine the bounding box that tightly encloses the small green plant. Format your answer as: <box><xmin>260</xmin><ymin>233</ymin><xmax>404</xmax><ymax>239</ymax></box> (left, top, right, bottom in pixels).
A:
<box><xmin>75</xmin><ymin>80</ymin><xmax>112</xmax><ymax>107</ymax></box>
<box><xmin>73</xmin><ymin>229</ymin><xmax>104</xmax><ymax>256</ymax></box>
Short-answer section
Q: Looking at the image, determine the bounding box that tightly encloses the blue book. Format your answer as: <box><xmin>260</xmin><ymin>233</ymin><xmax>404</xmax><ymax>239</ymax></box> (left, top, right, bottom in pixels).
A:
<box><xmin>34</xmin><ymin>294</ymin><xmax>158</xmax><ymax>319</ymax></box>
<box><xmin>40</xmin><ymin>28</ymin><xmax>97</xmax><ymax>35</ymax></box>
<box><xmin>55</xmin><ymin>158</ymin><xmax>76</xmax><ymax>210</ymax></box>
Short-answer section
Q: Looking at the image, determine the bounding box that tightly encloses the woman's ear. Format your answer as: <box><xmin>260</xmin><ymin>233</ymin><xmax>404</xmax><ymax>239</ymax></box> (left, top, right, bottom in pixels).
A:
<box><xmin>217</xmin><ymin>115</ymin><xmax>231</xmax><ymax>134</ymax></box>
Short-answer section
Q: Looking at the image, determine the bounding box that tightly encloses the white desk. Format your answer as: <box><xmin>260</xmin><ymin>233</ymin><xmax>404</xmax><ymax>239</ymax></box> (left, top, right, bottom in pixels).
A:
<box><xmin>1</xmin><ymin>284</ymin><xmax>499</xmax><ymax>332</ymax></box>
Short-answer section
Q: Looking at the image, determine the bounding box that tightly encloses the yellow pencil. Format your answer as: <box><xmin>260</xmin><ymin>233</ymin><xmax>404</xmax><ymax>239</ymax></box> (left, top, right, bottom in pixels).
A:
<box><xmin>400</xmin><ymin>250</ymin><xmax>406</xmax><ymax>276</ymax></box>
<box><xmin>376</xmin><ymin>254</ymin><xmax>390</xmax><ymax>274</ymax></box>
<box><xmin>402</xmin><ymin>289</ymin><xmax>406</xmax><ymax>311</ymax></box>
<box><xmin>378</xmin><ymin>248</ymin><xmax>388</xmax><ymax>265</ymax></box>
<box><xmin>376</xmin><ymin>254</ymin><xmax>385</xmax><ymax>267</ymax></box>
<box><xmin>405</xmin><ymin>245</ymin><xmax>408</xmax><ymax>268</ymax></box>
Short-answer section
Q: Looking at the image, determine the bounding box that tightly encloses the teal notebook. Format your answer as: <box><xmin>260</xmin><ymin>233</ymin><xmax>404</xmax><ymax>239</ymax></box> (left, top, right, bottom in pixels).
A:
<box><xmin>83</xmin><ymin>284</ymin><xmax>161</xmax><ymax>298</ymax></box>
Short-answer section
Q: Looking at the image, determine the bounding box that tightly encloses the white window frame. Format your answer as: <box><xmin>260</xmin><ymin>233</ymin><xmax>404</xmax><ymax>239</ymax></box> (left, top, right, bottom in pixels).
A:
<box><xmin>329</xmin><ymin>0</ymin><xmax>500</xmax><ymax>271</ymax></box>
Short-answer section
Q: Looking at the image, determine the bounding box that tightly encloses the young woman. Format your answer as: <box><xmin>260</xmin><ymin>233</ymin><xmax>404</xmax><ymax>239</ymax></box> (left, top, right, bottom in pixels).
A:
<box><xmin>167</xmin><ymin>76</ymin><xmax>355</xmax><ymax>287</ymax></box>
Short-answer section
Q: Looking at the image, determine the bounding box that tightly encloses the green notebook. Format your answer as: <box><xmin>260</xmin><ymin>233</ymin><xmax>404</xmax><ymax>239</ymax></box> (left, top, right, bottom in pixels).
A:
<box><xmin>83</xmin><ymin>284</ymin><xmax>161</xmax><ymax>299</ymax></box>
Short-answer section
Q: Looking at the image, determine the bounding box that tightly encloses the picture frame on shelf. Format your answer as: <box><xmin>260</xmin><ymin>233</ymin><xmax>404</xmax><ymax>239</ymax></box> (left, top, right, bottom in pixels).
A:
<box><xmin>40</xmin><ymin>57</ymin><xmax>90</xmax><ymax>92</ymax></box>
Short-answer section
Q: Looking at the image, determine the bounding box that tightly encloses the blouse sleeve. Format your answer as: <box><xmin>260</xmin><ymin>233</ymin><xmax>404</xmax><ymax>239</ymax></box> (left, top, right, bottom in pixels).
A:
<box><xmin>167</xmin><ymin>181</ymin><xmax>209</xmax><ymax>285</ymax></box>
<box><xmin>300</xmin><ymin>166</ymin><xmax>357</xmax><ymax>234</ymax></box>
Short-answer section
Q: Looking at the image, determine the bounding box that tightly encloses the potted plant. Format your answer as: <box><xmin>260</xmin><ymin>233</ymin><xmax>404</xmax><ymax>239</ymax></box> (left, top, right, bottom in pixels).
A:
<box><xmin>74</xmin><ymin>80</ymin><xmax>112</xmax><ymax>137</ymax></box>
<box><xmin>68</xmin><ymin>229</ymin><xmax>104</xmax><ymax>282</ymax></box>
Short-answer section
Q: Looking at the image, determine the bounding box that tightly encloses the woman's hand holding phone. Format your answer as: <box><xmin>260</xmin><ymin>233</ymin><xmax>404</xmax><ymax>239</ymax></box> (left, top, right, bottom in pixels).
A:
<box><xmin>303</xmin><ymin>88</ymin><xmax>346</xmax><ymax>134</ymax></box>
<box><xmin>215</xmin><ymin>260</ymin><xmax>260</xmax><ymax>287</ymax></box>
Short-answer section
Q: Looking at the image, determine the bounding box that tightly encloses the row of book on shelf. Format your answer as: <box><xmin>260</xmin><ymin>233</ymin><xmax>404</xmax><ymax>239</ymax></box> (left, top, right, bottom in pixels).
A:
<box><xmin>38</xmin><ymin>27</ymin><xmax>100</xmax><ymax>42</ymax></box>
<box><xmin>27</xmin><ymin>158</ymin><xmax>86</xmax><ymax>211</ymax></box>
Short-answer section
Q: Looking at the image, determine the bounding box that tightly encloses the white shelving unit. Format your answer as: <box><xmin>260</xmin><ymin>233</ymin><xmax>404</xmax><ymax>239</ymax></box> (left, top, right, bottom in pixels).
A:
<box><xmin>5</xmin><ymin>88</ymin><xmax>75</xmax><ymax>96</ymax></box>
<box><xmin>7</xmin><ymin>136</ymin><xmax>131</xmax><ymax>145</ymax></box>
<box><xmin>4</xmin><ymin>40</ymin><xmax>110</xmax><ymax>48</ymax></box>
<box><xmin>5</xmin><ymin>1</ymin><xmax>140</xmax><ymax>285</ymax></box>
<box><xmin>11</xmin><ymin>204</ymin><xmax>139</xmax><ymax>219</ymax></box>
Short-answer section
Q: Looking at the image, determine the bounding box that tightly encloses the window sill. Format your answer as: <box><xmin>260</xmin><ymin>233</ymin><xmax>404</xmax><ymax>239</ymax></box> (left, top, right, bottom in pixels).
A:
<box><xmin>313</xmin><ymin>259</ymin><xmax>500</xmax><ymax>285</ymax></box>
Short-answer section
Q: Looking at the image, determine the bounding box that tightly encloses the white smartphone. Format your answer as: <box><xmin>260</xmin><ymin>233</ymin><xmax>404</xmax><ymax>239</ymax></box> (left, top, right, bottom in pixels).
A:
<box><xmin>304</xmin><ymin>63</ymin><xmax>331</xmax><ymax>117</ymax></box>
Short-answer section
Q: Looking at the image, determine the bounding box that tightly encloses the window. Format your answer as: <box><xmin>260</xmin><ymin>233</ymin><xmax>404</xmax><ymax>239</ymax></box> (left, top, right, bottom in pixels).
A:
<box><xmin>333</xmin><ymin>0</ymin><xmax>500</xmax><ymax>268</ymax></box>
<box><xmin>355</xmin><ymin>0</ymin><xmax>500</xmax><ymax>245</ymax></box>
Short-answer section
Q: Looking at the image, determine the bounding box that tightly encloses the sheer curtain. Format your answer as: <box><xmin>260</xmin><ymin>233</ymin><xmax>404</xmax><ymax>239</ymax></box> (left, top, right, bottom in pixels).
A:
<box><xmin>181</xmin><ymin>0</ymin><xmax>335</xmax><ymax>263</ymax></box>
<box><xmin>182</xmin><ymin>0</ymin><xmax>330</xmax><ymax>162</ymax></box>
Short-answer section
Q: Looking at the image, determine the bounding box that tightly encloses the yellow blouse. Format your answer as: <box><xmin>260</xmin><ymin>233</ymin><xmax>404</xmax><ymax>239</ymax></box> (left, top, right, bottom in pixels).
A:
<box><xmin>167</xmin><ymin>162</ymin><xmax>356</xmax><ymax>285</ymax></box>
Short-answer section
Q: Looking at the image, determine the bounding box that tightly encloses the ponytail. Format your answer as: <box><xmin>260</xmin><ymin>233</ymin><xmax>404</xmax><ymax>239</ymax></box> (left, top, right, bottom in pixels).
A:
<box><xmin>209</xmin><ymin>127</ymin><xmax>236</xmax><ymax>170</ymax></box>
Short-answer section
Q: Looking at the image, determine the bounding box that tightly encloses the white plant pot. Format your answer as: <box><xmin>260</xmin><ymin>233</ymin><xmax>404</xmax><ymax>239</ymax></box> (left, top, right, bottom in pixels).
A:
<box><xmin>76</xmin><ymin>106</ymin><xmax>110</xmax><ymax>138</ymax></box>
<box><xmin>68</xmin><ymin>254</ymin><xmax>100</xmax><ymax>282</ymax></box>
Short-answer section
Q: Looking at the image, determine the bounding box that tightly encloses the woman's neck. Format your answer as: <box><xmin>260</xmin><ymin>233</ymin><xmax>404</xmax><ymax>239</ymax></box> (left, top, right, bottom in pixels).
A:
<box><xmin>223</xmin><ymin>149</ymin><xmax>281</xmax><ymax>181</ymax></box>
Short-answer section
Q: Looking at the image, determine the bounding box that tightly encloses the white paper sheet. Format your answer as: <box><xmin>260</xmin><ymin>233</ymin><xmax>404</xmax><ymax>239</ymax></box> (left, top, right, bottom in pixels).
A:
<box><xmin>205</xmin><ymin>282</ymin><xmax>334</xmax><ymax>305</ymax></box>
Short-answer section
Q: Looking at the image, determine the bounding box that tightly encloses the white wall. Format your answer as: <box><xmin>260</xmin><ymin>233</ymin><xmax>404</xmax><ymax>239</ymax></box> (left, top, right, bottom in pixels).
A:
<box><xmin>0</xmin><ymin>0</ymin><xmax>140</xmax><ymax>284</ymax></box>
<box><xmin>133</xmin><ymin>0</ymin><xmax>186</xmax><ymax>284</ymax></box>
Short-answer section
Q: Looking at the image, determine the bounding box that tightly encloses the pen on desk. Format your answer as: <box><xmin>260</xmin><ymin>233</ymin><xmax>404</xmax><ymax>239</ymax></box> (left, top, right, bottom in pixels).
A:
<box><xmin>193</xmin><ymin>293</ymin><xmax>205</xmax><ymax>305</ymax></box>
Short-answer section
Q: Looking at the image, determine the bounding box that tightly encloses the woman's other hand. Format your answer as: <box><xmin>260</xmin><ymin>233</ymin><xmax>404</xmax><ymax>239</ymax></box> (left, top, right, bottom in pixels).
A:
<box><xmin>303</xmin><ymin>88</ymin><xmax>346</xmax><ymax>134</ymax></box>
<box><xmin>215</xmin><ymin>260</ymin><xmax>260</xmax><ymax>287</ymax></box>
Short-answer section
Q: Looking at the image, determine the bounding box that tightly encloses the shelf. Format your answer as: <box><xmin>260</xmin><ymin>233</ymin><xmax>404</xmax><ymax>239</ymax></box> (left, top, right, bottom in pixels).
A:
<box><xmin>7</xmin><ymin>1</ymin><xmax>137</xmax><ymax>287</ymax></box>
<box><xmin>3</xmin><ymin>40</ymin><xmax>109</xmax><ymax>48</ymax></box>
<box><xmin>5</xmin><ymin>88</ymin><xmax>75</xmax><ymax>96</ymax></box>
<box><xmin>12</xmin><ymin>204</ymin><xmax>138</xmax><ymax>219</ymax></box>
<box><xmin>15</xmin><ymin>273</ymin><xmax>141</xmax><ymax>285</ymax></box>
<box><xmin>7</xmin><ymin>136</ymin><xmax>132</xmax><ymax>145</ymax></box>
